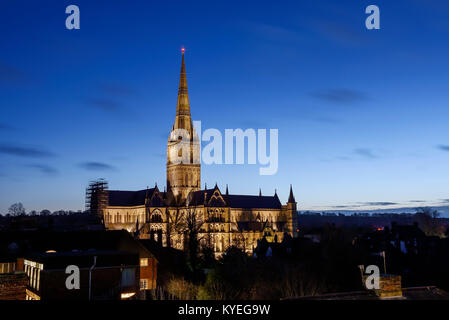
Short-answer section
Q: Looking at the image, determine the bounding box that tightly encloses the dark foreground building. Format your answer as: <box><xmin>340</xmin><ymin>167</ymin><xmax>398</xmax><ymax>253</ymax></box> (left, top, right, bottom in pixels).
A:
<box><xmin>24</xmin><ymin>250</ymin><xmax>139</xmax><ymax>300</ymax></box>
<box><xmin>0</xmin><ymin>230</ymin><xmax>158</xmax><ymax>300</ymax></box>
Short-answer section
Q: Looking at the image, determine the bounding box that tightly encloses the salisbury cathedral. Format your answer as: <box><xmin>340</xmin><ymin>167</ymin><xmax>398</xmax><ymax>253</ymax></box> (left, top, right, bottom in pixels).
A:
<box><xmin>89</xmin><ymin>51</ymin><xmax>298</xmax><ymax>256</ymax></box>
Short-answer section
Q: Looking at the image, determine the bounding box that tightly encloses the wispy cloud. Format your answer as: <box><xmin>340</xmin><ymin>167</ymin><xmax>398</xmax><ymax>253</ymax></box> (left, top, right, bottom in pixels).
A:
<box><xmin>26</xmin><ymin>164</ymin><xmax>58</xmax><ymax>175</ymax></box>
<box><xmin>358</xmin><ymin>202</ymin><xmax>398</xmax><ymax>206</ymax></box>
<box><xmin>322</xmin><ymin>151</ymin><xmax>376</xmax><ymax>163</ymax></box>
<box><xmin>0</xmin><ymin>123</ymin><xmax>15</xmax><ymax>131</ymax></box>
<box><xmin>87</xmin><ymin>98</ymin><xmax>121</xmax><ymax>112</ymax></box>
<box><xmin>98</xmin><ymin>83</ymin><xmax>136</xmax><ymax>97</ymax></box>
<box><xmin>309</xmin><ymin>17</ymin><xmax>366</xmax><ymax>46</ymax></box>
<box><xmin>354</xmin><ymin>148</ymin><xmax>377</xmax><ymax>159</ymax></box>
<box><xmin>310</xmin><ymin>88</ymin><xmax>368</xmax><ymax>105</ymax></box>
<box><xmin>0</xmin><ymin>64</ymin><xmax>27</xmax><ymax>84</ymax></box>
<box><xmin>437</xmin><ymin>145</ymin><xmax>449</xmax><ymax>152</ymax></box>
<box><xmin>244</xmin><ymin>11</ymin><xmax>365</xmax><ymax>47</ymax></box>
<box><xmin>0</xmin><ymin>143</ymin><xmax>55</xmax><ymax>158</ymax></box>
<box><xmin>246</xmin><ymin>22</ymin><xmax>303</xmax><ymax>43</ymax></box>
<box><xmin>330</xmin><ymin>205</ymin><xmax>353</xmax><ymax>209</ymax></box>
<box><xmin>327</xmin><ymin>201</ymin><xmax>399</xmax><ymax>210</ymax></box>
<box><xmin>78</xmin><ymin>162</ymin><xmax>117</xmax><ymax>171</ymax></box>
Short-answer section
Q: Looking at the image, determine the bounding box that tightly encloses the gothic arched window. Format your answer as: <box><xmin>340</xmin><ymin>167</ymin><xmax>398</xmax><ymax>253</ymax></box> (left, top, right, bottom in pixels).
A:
<box><xmin>150</xmin><ymin>210</ymin><xmax>163</xmax><ymax>223</ymax></box>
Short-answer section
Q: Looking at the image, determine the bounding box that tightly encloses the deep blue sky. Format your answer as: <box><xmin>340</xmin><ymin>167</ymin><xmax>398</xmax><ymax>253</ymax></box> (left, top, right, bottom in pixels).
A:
<box><xmin>0</xmin><ymin>0</ymin><xmax>448</xmax><ymax>214</ymax></box>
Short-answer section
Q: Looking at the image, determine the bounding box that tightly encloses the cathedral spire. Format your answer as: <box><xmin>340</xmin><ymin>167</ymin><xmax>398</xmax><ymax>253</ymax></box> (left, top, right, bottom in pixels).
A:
<box><xmin>167</xmin><ymin>48</ymin><xmax>201</xmax><ymax>201</ymax></box>
<box><xmin>174</xmin><ymin>48</ymin><xmax>192</xmax><ymax>131</ymax></box>
<box><xmin>288</xmin><ymin>184</ymin><xmax>296</xmax><ymax>203</ymax></box>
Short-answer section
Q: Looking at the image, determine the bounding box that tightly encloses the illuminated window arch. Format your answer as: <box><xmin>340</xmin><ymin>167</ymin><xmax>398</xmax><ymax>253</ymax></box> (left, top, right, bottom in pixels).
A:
<box><xmin>150</xmin><ymin>209</ymin><xmax>163</xmax><ymax>223</ymax></box>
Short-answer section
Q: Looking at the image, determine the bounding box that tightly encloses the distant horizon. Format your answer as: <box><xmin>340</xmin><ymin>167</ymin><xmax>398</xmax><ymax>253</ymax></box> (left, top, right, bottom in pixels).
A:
<box><xmin>2</xmin><ymin>202</ymin><xmax>449</xmax><ymax>218</ymax></box>
<box><xmin>302</xmin><ymin>205</ymin><xmax>449</xmax><ymax>216</ymax></box>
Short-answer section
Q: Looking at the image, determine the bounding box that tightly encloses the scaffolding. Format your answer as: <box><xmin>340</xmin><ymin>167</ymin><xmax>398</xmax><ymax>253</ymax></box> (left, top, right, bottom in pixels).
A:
<box><xmin>85</xmin><ymin>179</ymin><xmax>109</xmax><ymax>217</ymax></box>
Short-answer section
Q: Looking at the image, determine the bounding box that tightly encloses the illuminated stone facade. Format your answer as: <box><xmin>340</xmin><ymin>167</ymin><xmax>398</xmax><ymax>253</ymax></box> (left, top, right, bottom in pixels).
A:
<box><xmin>102</xmin><ymin>52</ymin><xmax>298</xmax><ymax>256</ymax></box>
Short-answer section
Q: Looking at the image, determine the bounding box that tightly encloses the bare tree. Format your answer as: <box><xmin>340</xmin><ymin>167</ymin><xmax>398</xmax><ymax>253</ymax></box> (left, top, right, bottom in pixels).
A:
<box><xmin>231</xmin><ymin>210</ymin><xmax>259</xmax><ymax>253</ymax></box>
<box><xmin>415</xmin><ymin>207</ymin><xmax>445</xmax><ymax>237</ymax></box>
<box><xmin>165</xmin><ymin>205</ymin><xmax>206</xmax><ymax>272</ymax></box>
<box><xmin>169</xmin><ymin>206</ymin><xmax>204</xmax><ymax>271</ymax></box>
<box><xmin>165</xmin><ymin>275</ymin><xmax>199</xmax><ymax>300</ymax></box>
<box><xmin>184</xmin><ymin>206</ymin><xmax>205</xmax><ymax>271</ymax></box>
<box><xmin>166</xmin><ymin>208</ymin><xmax>185</xmax><ymax>248</ymax></box>
<box><xmin>233</xmin><ymin>228</ymin><xmax>247</xmax><ymax>253</ymax></box>
<box><xmin>8</xmin><ymin>203</ymin><xmax>26</xmax><ymax>216</ymax></box>
<box><xmin>40</xmin><ymin>209</ymin><xmax>51</xmax><ymax>216</ymax></box>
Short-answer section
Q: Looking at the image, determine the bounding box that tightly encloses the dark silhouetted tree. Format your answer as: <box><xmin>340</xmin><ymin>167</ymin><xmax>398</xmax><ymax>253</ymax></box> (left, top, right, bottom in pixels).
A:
<box><xmin>415</xmin><ymin>208</ymin><xmax>445</xmax><ymax>237</ymax></box>
<box><xmin>8</xmin><ymin>203</ymin><xmax>25</xmax><ymax>216</ymax></box>
<box><xmin>40</xmin><ymin>209</ymin><xmax>51</xmax><ymax>216</ymax></box>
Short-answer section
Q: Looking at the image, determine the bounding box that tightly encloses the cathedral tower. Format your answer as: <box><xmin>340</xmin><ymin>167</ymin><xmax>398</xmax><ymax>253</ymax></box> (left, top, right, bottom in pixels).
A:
<box><xmin>287</xmin><ymin>184</ymin><xmax>298</xmax><ymax>237</ymax></box>
<box><xmin>167</xmin><ymin>49</ymin><xmax>201</xmax><ymax>202</ymax></box>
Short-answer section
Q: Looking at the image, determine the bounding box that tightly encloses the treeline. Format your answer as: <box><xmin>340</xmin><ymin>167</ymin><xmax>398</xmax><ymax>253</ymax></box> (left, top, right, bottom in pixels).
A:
<box><xmin>1</xmin><ymin>202</ymin><xmax>86</xmax><ymax>217</ymax></box>
<box><xmin>301</xmin><ymin>211</ymin><xmax>416</xmax><ymax>217</ymax></box>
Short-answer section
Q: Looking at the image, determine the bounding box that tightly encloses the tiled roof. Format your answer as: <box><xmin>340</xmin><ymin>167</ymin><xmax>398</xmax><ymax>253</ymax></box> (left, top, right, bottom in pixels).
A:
<box><xmin>26</xmin><ymin>250</ymin><xmax>139</xmax><ymax>269</ymax></box>
<box><xmin>107</xmin><ymin>187</ymin><xmax>282</xmax><ymax>209</ymax></box>
<box><xmin>188</xmin><ymin>188</ymin><xmax>281</xmax><ymax>209</ymax></box>
<box><xmin>227</xmin><ymin>194</ymin><xmax>282</xmax><ymax>209</ymax></box>
<box><xmin>108</xmin><ymin>189</ymin><xmax>154</xmax><ymax>206</ymax></box>
<box><xmin>188</xmin><ymin>189</ymin><xmax>216</xmax><ymax>206</ymax></box>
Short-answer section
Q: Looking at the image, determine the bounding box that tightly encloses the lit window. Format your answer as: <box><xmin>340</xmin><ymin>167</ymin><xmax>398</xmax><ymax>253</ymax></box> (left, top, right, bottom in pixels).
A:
<box><xmin>140</xmin><ymin>258</ymin><xmax>148</xmax><ymax>267</ymax></box>
<box><xmin>140</xmin><ymin>279</ymin><xmax>148</xmax><ymax>290</ymax></box>
<box><xmin>31</xmin><ymin>268</ymin><xmax>36</xmax><ymax>288</ymax></box>
<box><xmin>36</xmin><ymin>270</ymin><xmax>40</xmax><ymax>291</ymax></box>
